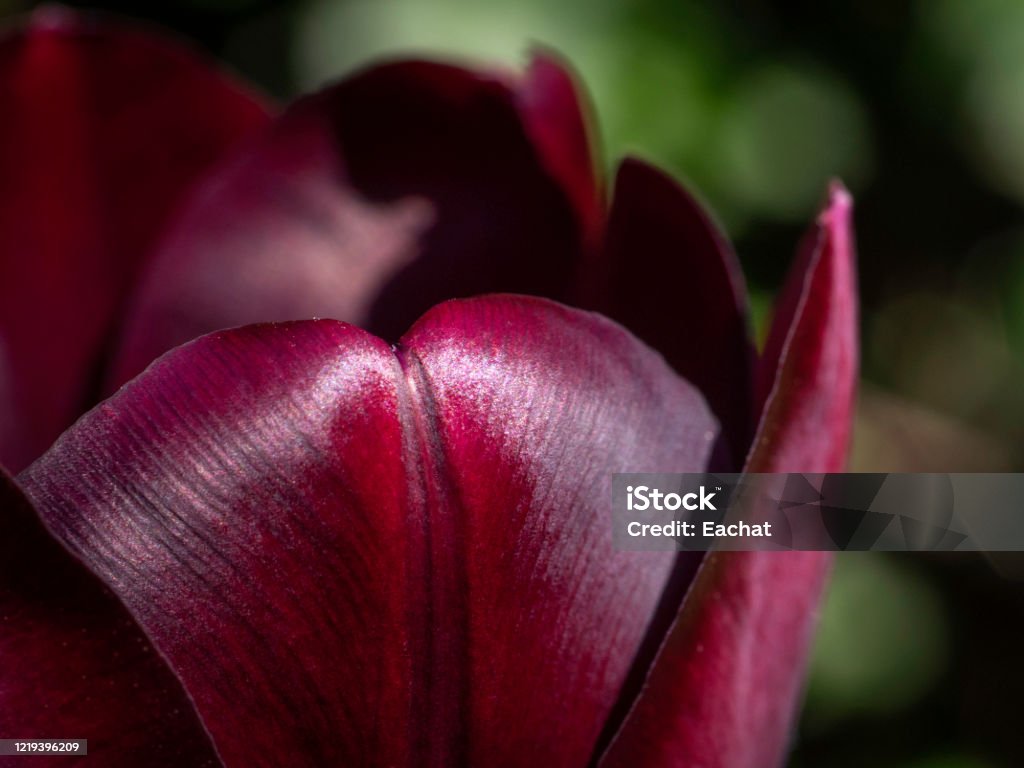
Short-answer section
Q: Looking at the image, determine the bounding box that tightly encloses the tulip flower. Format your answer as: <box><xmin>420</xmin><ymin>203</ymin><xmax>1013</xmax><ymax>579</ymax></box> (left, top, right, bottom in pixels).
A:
<box><xmin>0</xmin><ymin>9</ymin><xmax>857</xmax><ymax>768</ymax></box>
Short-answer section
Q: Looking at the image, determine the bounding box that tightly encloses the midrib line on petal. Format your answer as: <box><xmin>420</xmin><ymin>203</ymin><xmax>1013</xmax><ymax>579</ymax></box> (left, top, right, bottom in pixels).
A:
<box><xmin>393</xmin><ymin>344</ymin><xmax>469</xmax><ymax>767</ymax></box>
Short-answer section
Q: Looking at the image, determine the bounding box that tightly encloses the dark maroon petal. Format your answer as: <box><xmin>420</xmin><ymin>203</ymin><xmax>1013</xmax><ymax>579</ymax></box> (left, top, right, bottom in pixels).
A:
<box><xmin>593</xmin><ymin>158</ymin><xmax>754</xmax><ymax>464</ymax></box>
<box><xmin>600</xmin><ymin>187</ymin><xmax>857</xmax><ymax>768</ymax></box>
<box><xmin>0</xmin><ymin>469</ymin><xmax>220</xmax><ymax>766</ymax></box>
<box><xmin>111</xmin><ymin>57</ymin><xmax>596</xmax><ymax>389</ymax></box>
<box><xmin>399</xmin><ymin>297</ymin><xmax>716</xmax><ymax>765</ymax></box>
<box><xmin>0</xmin><ymin>8</ymin><xmax>270</xmax><ymax>472</ymax></box>
<box><xmin>513</xmin><ymin>51</ymin><xmax>604</xmax><ymax>249</ymax></box>
<box><xmin>23</xmin><ymin>296</ymin><xmax>719</xmax><ymax>767</ymax></box>
<box><xmin>26</xmin><ymin>321</ymin><xmax>415</xmax><ymax>767</ymax></box>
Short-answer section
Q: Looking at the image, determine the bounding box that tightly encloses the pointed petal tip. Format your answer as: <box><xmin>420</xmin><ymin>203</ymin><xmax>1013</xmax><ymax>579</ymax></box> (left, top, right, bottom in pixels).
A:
<box><xmin>522</xmin><ymin>46</ymin><xmax>584</xmax><ymax>87</ymax></box>
<box><xmin>819</xmin><ymin>179</ymin><xmax>856</xmax><ymax>294</ymax></box>
<box><xmin>524</xmin><ymin>44</ymin><xmax>565</xmax><ymax>68</ymax></box>
<box><xmin>828</xmin><ymin>176</ymin><xmax>852</xmax><ymax>199</ymax></box>
<box><xmin>750</xmin><ymin>176</ymin><xmax>859</xmax><ymax>473</ymax></box>
<box><xmin>821</xmin><ymin>179</ymin><xmax>854</xmax><ymax>226</ymax></box>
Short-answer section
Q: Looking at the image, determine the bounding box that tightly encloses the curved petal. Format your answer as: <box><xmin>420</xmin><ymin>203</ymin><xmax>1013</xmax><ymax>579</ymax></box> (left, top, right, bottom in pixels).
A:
<box><xmin>750</xmin><ymin>181</ymin><xmax>858</xmax><ymax>469</ymax></box>
<box><xmin>0</xmin><ymin>469</ymin><xmax>220</xmax><ymax>766</ymax></box>
<box><xmin>513</xmin><ymin>50</ymin><xmax>604</xmax><ymax>249</ymax></box>
<box><xmin>400</xmin><ymin>297</ymin><xmax>716</xmax><ymax>766</ymax></box>
<box><xmin>593</xmin><ymin>158</ymin><xmax>754</xmax><ymax>463</ymax></box>
<box><xmin>23</xmin><ymin>296</ymin><xmax>719</xmax><ymax>767</ymax></box>
<box><xmin>28</xmin><ymin>320</ymin><xmax>412</xmax><ymax>767</ymax></box>
<box><xmin>0</xmin><ymin>7</ymin><xmax>270</xmax><ymax>471</ymax></box>
<box><xmin>111</xmin><ymin>55</ymin><xmax>600</xmax><ymax>388</ymax></box>
<box><xmin>600</xmin><ymin>186</ymin><xmax>857</xmax><ymax>768</ymax></box>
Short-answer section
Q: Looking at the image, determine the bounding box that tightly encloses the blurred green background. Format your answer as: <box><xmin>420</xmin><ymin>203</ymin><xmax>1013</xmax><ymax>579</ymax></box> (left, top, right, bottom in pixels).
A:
<box><xmin>5</xmin><ymin>0</ymin><xmax>1024</xmax><ymax>764</ymax></box>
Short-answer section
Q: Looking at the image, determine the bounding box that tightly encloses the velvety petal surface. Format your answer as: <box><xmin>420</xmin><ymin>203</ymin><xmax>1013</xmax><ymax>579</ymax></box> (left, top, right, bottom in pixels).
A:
<box><xmin>23</xmin><ymin>296</ymin><xmax>719</xmax><ymax>767</ymax></box>
<box><xmin>600</xmin><ymin>187</ymin><xmax>857</xmax><ymax>768</ymax></box>
<box><xmin>594</xmin><ymin>158</ymin><xmax>754</xmax><ymax>463</ymax></box>
<box><xmin>112</xmin><ymin>55</ymin><xmax>598</xmax><ymax>388</ymax></box>
<box><xmin>0</xmin><ymin>469</ymin><xmax>220</xmax><ymax>766</ymax></box>
<box><xmin>0</xmin><ymin>8</ymin><xmax>270</xmax><ymax>471</ymax></box>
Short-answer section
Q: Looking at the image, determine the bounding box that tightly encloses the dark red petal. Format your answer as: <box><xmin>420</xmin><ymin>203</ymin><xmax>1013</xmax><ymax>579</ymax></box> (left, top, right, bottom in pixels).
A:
<box><xmin>23</xmin><ymin>297</ymin><xmax>719</xmax><ymax>767</ymax></box>
<box><xmin>0</xmin><ymin>469</ymin><xmax>220</xmax><ymax>766</ymax></box>
<box><xmin>750</xmin><ymin>182</ymin><xmax>858</xmax><ymax>470</ymax></box>
<box><xmin>600</xmin><ymin>187</ymin><xmax>857</xmax><ymax>768</ymax></box>
<box><xmin>25</xmin><ymin>321</ymin><xmax>415</xmax><ymax>767</ymax></box>
<box><xmin>514</xmin><ymin>51</ymin><xmax>604</xmax><ymax>250</ymax></box>
<box><xmin>111</xmin><ymin>57</ymin><xmax>597</xmax><ymax>389</ymax></box>
<box><xmin>400</xmin><ymin>297</ymin><xmax>716</xmax><ymax>766</ymax></box>
<box><xmin>593</xmin><ymin>158</ymin><xmax>754</xmax><ymax>463</ymax></box>
<box><xmin>0</xmin><ymin>8</ymin><xmax>270</xmax><ymax>472</ymax></box>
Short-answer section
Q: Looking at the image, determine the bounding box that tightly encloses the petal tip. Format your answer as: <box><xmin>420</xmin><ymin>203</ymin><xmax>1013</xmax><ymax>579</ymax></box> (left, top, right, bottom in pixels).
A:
<box><xmin>822</xmin><ymin>179</ymin><xmax>853</xmax><ymax>224</ymax></box>
<box><xmin>524</xmin><ymin>45</ymin><xmax>574</xmax><ymax>77</ymax></box>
